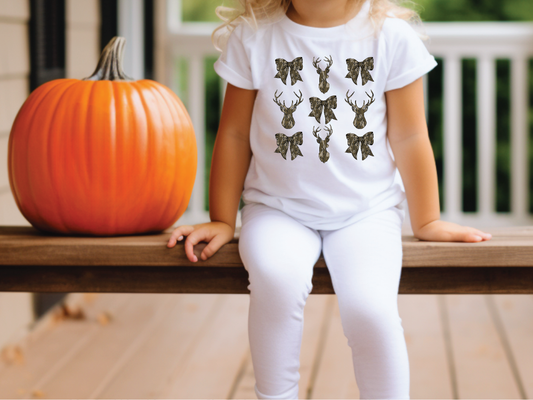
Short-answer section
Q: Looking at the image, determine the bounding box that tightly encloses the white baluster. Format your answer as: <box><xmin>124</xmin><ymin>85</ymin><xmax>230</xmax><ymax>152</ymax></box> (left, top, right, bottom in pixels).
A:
<box><xmin>185</xmin><ymin>55</ymin><xmax>208</xmax><ymax>224</ymax></box>
<box><xmin>167</xmin><ymin>0</ymin><xmax>182</xmax><ymax>33</ymax></box>
<box><xmin>477</xmin><ymin>56</ymin><xmax>496</xmax><ymax>218</ymax></box>
<box><xmin>511</xmin><ymin>56</ymin><xmax>529</xmax><ymax>223</ymax></box>
<box><xmin>118</xmin><ymin>0</ymin><xmax>145</xmax><ymax>79</ymax></box>
<box><xmin>443</xmin><ymin>55</ymin><xmax>462</xmax><ymax>221</ymax></box>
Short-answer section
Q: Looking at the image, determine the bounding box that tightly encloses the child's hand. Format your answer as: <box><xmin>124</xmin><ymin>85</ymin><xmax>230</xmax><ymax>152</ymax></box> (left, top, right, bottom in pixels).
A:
<box><xmin>166</xmin><ymin>221</ymin><xmax>235</xmax><ymax>262</ymax></box>
<box><xmin>414</xmin><ymin>220</ymin><xmax>492</xmax><ymax>242</ymax></box>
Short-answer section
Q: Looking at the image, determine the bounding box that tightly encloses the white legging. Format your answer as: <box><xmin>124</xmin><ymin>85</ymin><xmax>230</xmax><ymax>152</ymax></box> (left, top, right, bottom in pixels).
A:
<box><xmin>238</xmin><ymin>202</ymin><xmax>410</xmax><ymax>400</ymax></box>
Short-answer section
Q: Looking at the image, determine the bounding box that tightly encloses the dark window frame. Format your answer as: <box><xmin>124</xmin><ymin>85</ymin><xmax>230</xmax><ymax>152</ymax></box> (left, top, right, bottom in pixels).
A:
<box><xmin>29</xmin><ymin>0</ymin><xmax>66</xmax><ymax>92</ymax></box>
<box><xmin>99</xmin><ymin>0</ymin><xmax>154</xmax><ymax>80</ymax></box>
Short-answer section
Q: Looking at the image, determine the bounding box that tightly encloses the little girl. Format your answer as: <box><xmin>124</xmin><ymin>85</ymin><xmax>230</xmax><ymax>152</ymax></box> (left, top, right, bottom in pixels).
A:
<box><xmin>167</xmin><ymin>0</ymin><xmax>492</xmax><ymax>398</ymax></box>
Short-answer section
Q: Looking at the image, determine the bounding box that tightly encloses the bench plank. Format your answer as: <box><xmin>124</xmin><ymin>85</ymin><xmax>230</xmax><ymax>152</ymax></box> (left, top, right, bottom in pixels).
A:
<box><xmin>1</xmin><ymin>226</ymin><xmax>533</xmax><ymax>267</ymax></box>
<box><xmin>1</xmin><ymin>226</ymin><xmax>533</xmax><ymax>294</ymax></box>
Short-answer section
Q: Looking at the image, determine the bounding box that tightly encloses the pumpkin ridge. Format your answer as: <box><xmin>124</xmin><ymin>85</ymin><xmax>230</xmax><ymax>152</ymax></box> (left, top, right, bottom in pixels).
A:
<box><xmin>157</xmin><ymin>83</ymin><xmax>194</xmax><ymax>129</ymax></box>
<box><xmin>125</xmin><ymin>82</ymin><xmax>150</xmax><ymax>231</ymax></box>
<box><xmin>87</xmin><ymin>80</ymin><xmax>117</xmax><ymax>234</ymax></box>
<box><xmin>112</xmin><ymin>81</ymin><xmax>145</xmax><ymax>232</ymax></box>
<box><xmin>131</xmin><ymin>80</ymin><xmax>169</xmax><ymax>231</ymax></box>
<box><xmin>106</xmin><ymin>80</ymin><xmax>118</xmax><ymax>234</ymax></box>
<box><xmin>148</xmin><ymin>82</ymin><xmax>185</xmax><ymax>230</ymax></box>
<box><xmin>151</xmin><ymin>82</ymin><xmax>197</xmax><ymax>225</ymax></box>
<box><xmin>83</xmin><ymin>80</ymin><xmax>98</xmax><ymax>230</ymax></box>
<box><xmin>128</xmin><ymin>80</ymin><xmax>153</xmax><ymax>232</ymax></box>
<box><xmin>62</xmin><ymin>80</ymin><xmax>92</xmax><ymax>234</ymax></box>
<box><xmin>8</xmin><ymin>79</ymin><xmax>67</xmax><ymax>226</ymax></box>
<box><xmin>70</xmin><ymin>80</ymin><xmax>96</xmax><ymax>231</ymax></box>
<box><xmin>110</xmin><ymin>81</ymin><xmax>123</xmax><ymax>233</ymax></box>
<box><xmin>160</xmin><ymin>83</ymin><xmax>197</xmax><ymax>218</ymax></box>
<box><xmin>47</xmin><ymin>80</ymin><xmax>88</xmax><ymax>234</ymax></box>
<box><xmin>25</xmin><ymin>80</ymin><xmax>78</xmax><ymax>232</ymax></box>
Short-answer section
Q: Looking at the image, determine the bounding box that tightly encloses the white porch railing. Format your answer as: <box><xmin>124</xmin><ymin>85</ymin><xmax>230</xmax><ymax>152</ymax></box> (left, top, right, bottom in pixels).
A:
<box><xmin>160</xmin><ymin>12</ymin><xmax>533</xmax><ymax>229</ymax></box>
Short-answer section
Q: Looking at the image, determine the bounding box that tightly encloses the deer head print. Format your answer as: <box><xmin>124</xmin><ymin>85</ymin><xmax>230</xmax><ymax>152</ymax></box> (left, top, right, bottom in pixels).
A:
<box><xmin>312</xmin><ymin>125</ymin><xmax>333</xmax><ymax>163</ymax></box>
<box><xmin>345</xmin><ymin>90</ymin><xmax>375</xmax><ymax>129</ymax></box>
<box><xmin>274</xmin><ymin>57</ymin><xmax>304</xmax><ymax>86</ymax></box>
<box><xmin>273</xmin><ymin>90</ymin><xmax>304</xmax><ymax>129</ymax></box>
<box><xmin>312</xmin><ymin>56</ymin><xmax>333</xmax><ymax>94</ymax></box>
<box><xmin>345</xmin><ymin>57</ymin><xmax>374</xmax><ymax>86</ymax></box>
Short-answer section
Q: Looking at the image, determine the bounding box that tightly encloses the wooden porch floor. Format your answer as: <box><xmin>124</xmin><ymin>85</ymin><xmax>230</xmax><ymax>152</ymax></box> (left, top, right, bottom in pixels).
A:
<box><xmin>0</xmin><ymin>292</ymin><xmax>532</xmax><ymax>399</ymax></box>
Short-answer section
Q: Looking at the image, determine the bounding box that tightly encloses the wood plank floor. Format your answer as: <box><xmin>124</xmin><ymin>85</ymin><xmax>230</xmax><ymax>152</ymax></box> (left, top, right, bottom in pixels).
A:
<box><xmin>0</xmin><ymin>293</ymin><xmax>532</xmax><ymax>399</ymax></box>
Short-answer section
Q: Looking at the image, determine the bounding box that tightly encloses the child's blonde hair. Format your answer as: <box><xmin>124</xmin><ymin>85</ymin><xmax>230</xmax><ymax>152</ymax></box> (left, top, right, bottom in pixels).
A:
<box><xmin>211</xmin><ymin>0</ymin><xmax>428</xmax><ymax>52</ymax></box>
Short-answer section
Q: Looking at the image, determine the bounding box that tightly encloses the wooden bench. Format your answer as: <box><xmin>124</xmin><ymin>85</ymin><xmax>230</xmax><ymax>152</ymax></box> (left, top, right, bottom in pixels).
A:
<box><xmin>1</xmin><ymin>225</ymin><xmax>533</xmax><ymax>294</ymax></box>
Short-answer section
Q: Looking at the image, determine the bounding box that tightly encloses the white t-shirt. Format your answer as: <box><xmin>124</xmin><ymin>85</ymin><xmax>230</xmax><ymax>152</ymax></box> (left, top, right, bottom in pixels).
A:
<box><xmin>213</xmin><ymin>0</ymin><xmax>438</xmax><ymax>230</ymax></box>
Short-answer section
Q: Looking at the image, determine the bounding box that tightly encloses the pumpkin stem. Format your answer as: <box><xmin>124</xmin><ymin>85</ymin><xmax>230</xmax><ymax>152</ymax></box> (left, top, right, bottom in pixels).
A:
<box><xmin>83</xmin><ymin>36</ymin><xmax>134</xmax><ymax>81</ymax></box>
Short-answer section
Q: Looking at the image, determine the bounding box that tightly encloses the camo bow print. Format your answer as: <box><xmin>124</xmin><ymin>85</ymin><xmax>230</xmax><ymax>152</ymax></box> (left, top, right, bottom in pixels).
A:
<box><xmin>345</xmin><ymin>132</ymin><xmax>375</xmax><ymax>160</ymax></box>
<box><xmin>275</xmin><ymin>132</ymin><xmax>304</xmax><ymax>160</ymax></box>
<box><xmin>275</xmin><ymin>57</ymin><xmax>304</xmax><ymax>85</ymax></box>
<box><xmin>345</xmin><ymin>57</ymin><xmax>374</xmax><ymax>86</ymax></box>
<box><xmin>308</xmin><ymin>96</ymin><xmax>338</xmax><ymax>124</ymax></box>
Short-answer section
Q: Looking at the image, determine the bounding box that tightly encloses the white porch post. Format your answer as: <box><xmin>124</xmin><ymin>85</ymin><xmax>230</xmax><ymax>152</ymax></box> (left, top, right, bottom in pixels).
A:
<box><xmin>118</xmin><ymin>0</ymin><xmax>145</xmax><ymax>79</ymax></box>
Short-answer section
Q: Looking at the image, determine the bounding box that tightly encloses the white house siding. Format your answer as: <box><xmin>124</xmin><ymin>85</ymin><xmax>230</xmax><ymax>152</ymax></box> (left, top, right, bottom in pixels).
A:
<box><xmin>0</xmin><ymin>0</ymin><xmax>30</xmax><ymax>226</ymax></box>
<box><xmin>0</xmin><ymin>0</ymin><xmax>100</xmax><ymax>350</ymax></box>
<box><xmin>0</xmin><ymin>0</ymin><xmax>34</xmax><ymax>350</ymax></box>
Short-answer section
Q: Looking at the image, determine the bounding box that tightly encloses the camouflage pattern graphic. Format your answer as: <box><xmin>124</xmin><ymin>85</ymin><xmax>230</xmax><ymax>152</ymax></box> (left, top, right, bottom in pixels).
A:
<box><xmin>345</xmin><ymin>57</ymin><xmax>374</xmax><ymax>86</ymax></box>
<box><xmin>345</xmin><ymin>132</ymin><xmax>374</xmax><ymax>160</ymax></box>
<box><xmin>273</xmin><ymin>90</ymin><xmax>304</xmax><ymax>129</ymax></box>
<box><xmin>312</xmin><ymin>56</ymin><xmax>333</xmax><ymax>94</ymax></box>
<box><xmin>345</xmin><ymin>90</ymin><xmax>375</xmax><ymax>129</ymax></box>
<box><xmin>275</xmin><ymin>132</ymin><xmax>304</xmax><ymax>160</ymax></box>
<box><xmin>275</xmin><ymin>57</ymin><xmax>304</xmax><ymax>86</ymax></box>
<box><xmin>308</xmin><ymin>95</ymin><xmax>337</xmax><ymax>124</ymax></box>
<box><xmin>312</xmin><ymin>125</ymin><xmax>333</xmax><ymax>163</ymax></box>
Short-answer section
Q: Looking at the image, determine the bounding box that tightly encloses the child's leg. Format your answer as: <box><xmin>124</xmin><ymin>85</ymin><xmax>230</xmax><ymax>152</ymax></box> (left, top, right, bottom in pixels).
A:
<box><xmin>239</xmin><ymin>203</ymin><xmax>322</xmax><ymax>400</ymax></box>
<box><xmin>319</xmin><ymin>205</ymin><xmax>410</xmax><ymax>399</ymax></box>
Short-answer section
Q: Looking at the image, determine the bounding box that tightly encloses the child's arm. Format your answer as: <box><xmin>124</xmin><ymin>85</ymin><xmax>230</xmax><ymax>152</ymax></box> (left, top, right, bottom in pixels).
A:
<box><xmin>209</xmin><ymin>83</ymin><xmax>256</xmax><ymax>230</ymax></box>
<box><xmin>167</xmin><ymin>83</ymin><xmax>258</xmax><ymax>260</ymax></box>
<box><xmin>386</xmin><ymin>78</ymin><xmax>492</xmax><ymax>242</ymax></box>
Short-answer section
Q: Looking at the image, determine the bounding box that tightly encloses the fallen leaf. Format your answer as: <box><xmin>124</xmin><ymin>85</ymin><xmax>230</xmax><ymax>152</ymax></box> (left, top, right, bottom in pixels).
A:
<box><xmin>1</xmin><ymin>344</ymin><xmax>25</xmax><ymax>365</ymax></box>
<box><xmin>53</xmin><ymin>303</ymin><xmax>86</xmax><ymax>322</ymax></box>
<box><xmin>83</xmin><ymin>293</ymin><xmax>98</xmax><ymax>304</ymax></box>
<box><xmin>31</xmin><ymin>389</ymin><xmax>45</xmax><ymax>398</ymax></box>
<box><xmin>97</xmin><ymin>311</ymin><xmax>113</xmax><ymax>325</ymax></box>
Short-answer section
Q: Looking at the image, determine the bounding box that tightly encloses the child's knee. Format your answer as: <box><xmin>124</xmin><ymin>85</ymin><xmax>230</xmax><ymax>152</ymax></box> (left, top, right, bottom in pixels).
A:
<box><xmin>338</xmin><ymin>295</ymin><xmax>403</xmax><ymax>340</ymax></box>
<box><xmin>247</xmin><ymin>261</ymin><xmax>313</xmax><ymax>305</ymax></box>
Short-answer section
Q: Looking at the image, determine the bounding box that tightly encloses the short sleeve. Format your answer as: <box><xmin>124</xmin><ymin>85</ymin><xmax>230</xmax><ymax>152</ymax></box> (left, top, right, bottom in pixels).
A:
<box><xmin>213</xmin><ymin>24</ymin><xmax>255</xmax><ymax>90</ymax></box>
<box><xmin>383</xmin><ymin>19</ymin><xmax>438</xmax><ymax>92</ymax></box>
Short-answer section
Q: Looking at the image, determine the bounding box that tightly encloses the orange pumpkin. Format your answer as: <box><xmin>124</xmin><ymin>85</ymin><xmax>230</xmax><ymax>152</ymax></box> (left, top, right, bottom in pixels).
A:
<box><xmin>8</xmin><ymin>37</ymin><xmax>197</xmax><ymax>236</ymax></box>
